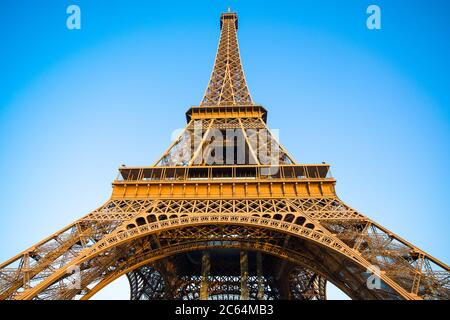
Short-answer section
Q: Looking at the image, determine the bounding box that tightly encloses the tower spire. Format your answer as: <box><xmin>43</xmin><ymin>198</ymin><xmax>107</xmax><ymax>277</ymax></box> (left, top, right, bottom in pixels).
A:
<box><xmin>201</xmin><ymin>12</ymin><xmax>253</xmax><ymax>107</ymax></box>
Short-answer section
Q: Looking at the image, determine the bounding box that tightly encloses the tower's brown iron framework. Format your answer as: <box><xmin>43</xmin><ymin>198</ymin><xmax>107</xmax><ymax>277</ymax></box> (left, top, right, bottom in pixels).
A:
<box><xmin>0</xmin><ymin>12</ymin><xmax>449</xmax><ymax>301</ymax></box>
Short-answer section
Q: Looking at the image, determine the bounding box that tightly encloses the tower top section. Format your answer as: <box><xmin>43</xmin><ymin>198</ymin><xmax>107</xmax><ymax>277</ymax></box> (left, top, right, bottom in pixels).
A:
<box><xmin>220</xmin><ymin>12</ymin><xmax>238</xmax><ymax>29</ymax></box>
<box><xmin>200</xmin><ymin>12</ymin><xmax>253</xmax><ymax>107</ymax></box>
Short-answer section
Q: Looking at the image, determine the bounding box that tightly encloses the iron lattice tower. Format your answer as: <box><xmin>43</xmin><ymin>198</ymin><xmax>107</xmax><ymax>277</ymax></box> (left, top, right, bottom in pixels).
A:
<box><xmin>0</xmin><ymin>12</ymin><xmax>449</xmax><ymax>301</ymax></box>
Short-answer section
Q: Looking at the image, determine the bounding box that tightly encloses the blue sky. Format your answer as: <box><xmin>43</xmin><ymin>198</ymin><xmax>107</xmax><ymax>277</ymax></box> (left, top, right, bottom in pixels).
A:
<box><xmin>0</xmin><ymin>0</ymin><xmax>449</xmax><ymax>300</ymax></box>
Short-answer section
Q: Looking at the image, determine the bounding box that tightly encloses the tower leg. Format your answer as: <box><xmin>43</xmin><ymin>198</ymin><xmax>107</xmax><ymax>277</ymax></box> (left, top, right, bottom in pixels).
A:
<box><xmin>200</xmin><ymin>251</ymin><xmax>210</xmax><ymax>300</ymax></box>
<box><xmin>256</xmin><ymin>252</ymin><xmax>265</xmax><ymax>300</ymax></box>
<box><xmin>240</xmin><ymin>251</ymin><xmax>249</xmax><ymax>300</ymax></box>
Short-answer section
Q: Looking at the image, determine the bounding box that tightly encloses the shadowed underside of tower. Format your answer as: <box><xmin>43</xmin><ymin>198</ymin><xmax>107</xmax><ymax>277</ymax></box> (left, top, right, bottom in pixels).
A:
<box><xmin>0</xmin><ymin>12</ymin><xmax>449</xmax><ymax>301</ymax></box>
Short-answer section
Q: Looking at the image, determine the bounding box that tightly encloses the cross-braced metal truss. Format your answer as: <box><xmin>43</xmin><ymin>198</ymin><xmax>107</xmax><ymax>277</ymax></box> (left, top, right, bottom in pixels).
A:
<box><xmin>127</xmin><ymin>252</ymin><xmax>326</xmax><ymax>300</ymax></box>
<box><xmin>1</xmin><ymin>197</ymin><xmax>448</xmax><ymax>300</ymax></box>
<box><xmin>0</xmin><ymin>11</ymin><xmax>449</xmax><ymax>301</ymax></box>
<box><xmin>154</xmin><ymin>118</ymin><xmax>294</xmax><ymax>167</ymax></box>
<box><xmin>201</xmin><ymin>12</ymin><xmax>253</xmax><ymax>107</ymax></box>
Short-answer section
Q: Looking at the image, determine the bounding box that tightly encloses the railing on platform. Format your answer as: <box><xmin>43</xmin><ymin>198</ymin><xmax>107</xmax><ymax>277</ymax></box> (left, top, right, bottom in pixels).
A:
<box><xmin>115</xmin><ymin>165</ymin><xmax>333</xmax><ymax>182</ymax></box>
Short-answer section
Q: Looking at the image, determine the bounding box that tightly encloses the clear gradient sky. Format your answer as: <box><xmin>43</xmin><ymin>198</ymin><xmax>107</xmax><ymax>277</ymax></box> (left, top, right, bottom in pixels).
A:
<box><xmin>0</xmin><ymin>0</ymin><xmax>449</xmax><ymax>300</ymax></box>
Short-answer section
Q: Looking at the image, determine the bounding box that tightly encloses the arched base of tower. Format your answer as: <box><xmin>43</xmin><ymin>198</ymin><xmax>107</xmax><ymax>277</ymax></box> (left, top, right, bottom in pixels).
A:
<box><xmin>127</xmin><ymin>250</ymin><xmax>327</xmax><ymax>300</ymax></box>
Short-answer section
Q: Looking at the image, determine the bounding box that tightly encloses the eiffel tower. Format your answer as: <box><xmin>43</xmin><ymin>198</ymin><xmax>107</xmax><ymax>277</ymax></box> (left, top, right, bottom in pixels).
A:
<box><xmin>1</xmin><ymin>11</ymin><xmax>449</xmax><ymax>301</ymax></box>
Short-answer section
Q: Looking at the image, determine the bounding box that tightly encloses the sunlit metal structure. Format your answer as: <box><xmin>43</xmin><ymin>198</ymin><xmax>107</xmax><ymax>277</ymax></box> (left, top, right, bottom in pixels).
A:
<box><xmin>0</xmin><ymin>12</ymin><xmax>449</xmax><ymax>301</ymax></box>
